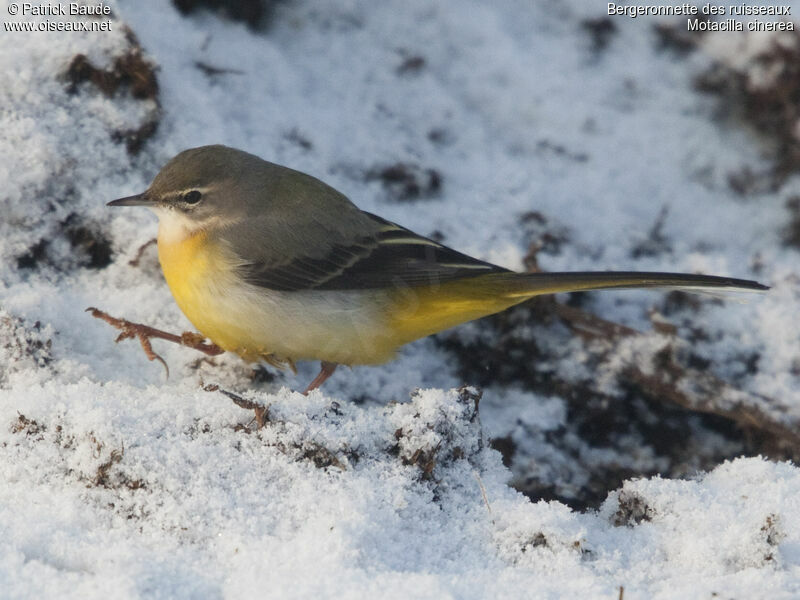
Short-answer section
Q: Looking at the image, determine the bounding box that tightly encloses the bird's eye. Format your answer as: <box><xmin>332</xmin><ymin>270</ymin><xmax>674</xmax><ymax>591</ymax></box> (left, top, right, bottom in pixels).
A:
<box><xmin>183</xmin><ymin>190</ymin><xmax>202</xmax><ymax>204</ymax></box>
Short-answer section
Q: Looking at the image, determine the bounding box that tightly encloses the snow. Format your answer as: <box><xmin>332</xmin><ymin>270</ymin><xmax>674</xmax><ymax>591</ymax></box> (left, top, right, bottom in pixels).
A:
<box><xmin>2</xmin><ymin>0</ymin><xmax>800</xmax><ymax>597</ymax></box>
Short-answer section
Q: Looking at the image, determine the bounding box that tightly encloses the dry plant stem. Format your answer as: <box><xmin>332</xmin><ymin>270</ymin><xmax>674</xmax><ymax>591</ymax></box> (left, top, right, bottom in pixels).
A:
<box><xmin>474</xmin><ymin>470</ymin><xmax>492</xmax><ymax>516</ymax></box>
<box><xmin>87</xmin><ymin>307</ymin><xmax>224</xmax><ymax>376</ymax></box>
<box><xmin>127</xmin><ymin>238</ymin><xmax>157</xmax><ymax>267</ymax></box>
<box><xmin>553</xmin><ymin>303</ymin><xmax>800</xmax><ymax>449</ymax></box>
<box><xmin>203</xmin><ymin>384</ymin><xmax>268</xmax><ymax>428</ymax></box>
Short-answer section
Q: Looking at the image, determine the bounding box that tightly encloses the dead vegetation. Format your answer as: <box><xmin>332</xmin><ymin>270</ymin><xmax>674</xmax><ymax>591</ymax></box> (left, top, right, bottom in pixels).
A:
<box><xmin>93</xmin><ymin>445</ymin><xmax>146</xmax><ymax>490</ymax></box>
<box><xmin>396</xmin><ymin>51</ymin><xmax>426</xmax><ymax>75</ymax></box>
<box><xmin>201</xmin><ymin>384</ymin><xmax>482</xmax><ymax>482</ymax></box>
<box><xmin>760</xmin><ymin>513</ymin><xmax>785</xmax><ymax>562</ymax></box>
<box><xmin>127</xmin><ymin>238</ymin><xmax>158</xmax><ymax>268</ymax></box>
<box><xmin>652</xmin><ymin>23</ymin><xmax>800</xmax><ymax>249</ymax></box>
<box><xmin>390</xmin><ymin>387</ymin><xmax>482</xmax><ymax>486</ymax></box>
<box><xmin>365</xmin><ymin>162</ymin><xmax>443</xmax><ymax>202</ymax></box>
<box><xmin>172</xmin><ymin>0</ymin><xmax>276</xmax><ymax>29</ymax></box>
<box><xmin>519</xmin><ymin>211</ymin><xmax>571</xmax><ymax>262</ymax></box>
<box><xmin>202</xmin><ymin>384</ymin><xmax>347</xmax><ymax>470</ymax></box>
<box><xmin>9</xmin><ymin>415</ymin><xmax>146</xmax><ymax>492</ymax></box>
<box><xmin>13</xmin><ymin>27</ymin><xmax>160</xmax><ymax>277</ymax></box>
<box><xmin>692</xmin><ymin>29</ymin><xmax>800</xmax><ymax>191</ymax></box>
<box><xmin>194</xmin><ymin>60</ymin><xmax>245</xmax><ymax>79</ymax></box>
<box><xmin>11</xmin><ymin>413</ymin><xmax>46</xmax><ymax>438</ymax></box>
<box><xmin>580</xmin><ymin>17</ymin><xmax>617</xmax><ymax>53</ymax></box>
<box><xmin>784</xmin><ymin>196</ymin><xmax>800</xmax><ymax>249</ymax></box>
<box><xmin>653</xmin><ymin>13</ymin><xmax>710</xmax><ymax>54</ymax></box>
<box><xmin>16</xmin><ymin>213</ymin><xmax>114</xmax><ymax>272</ymax></box>
<box><xmin>63</xmin><ymin>27</ymin><xmax>160</xmax><ymax>154</ymax></box>
<box><xmin>0</xmin><ymin>315</ymin><xmax>54</xmax><ymax>387</ymax></box>
<box><xmin>612</xmin><ymin>490</ymin><xmax>655</xmax><ymax>527</ymax></box>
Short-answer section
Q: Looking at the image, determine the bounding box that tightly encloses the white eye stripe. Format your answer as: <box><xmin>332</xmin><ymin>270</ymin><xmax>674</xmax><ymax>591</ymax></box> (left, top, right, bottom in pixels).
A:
<box><xmin>174</xmin><ymin>186</ymin><xmax>212</xmax><ymax>197</ymax></box>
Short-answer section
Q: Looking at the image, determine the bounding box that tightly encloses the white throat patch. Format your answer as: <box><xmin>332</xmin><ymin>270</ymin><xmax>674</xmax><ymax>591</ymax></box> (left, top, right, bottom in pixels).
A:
<box><xmin>154</xmin><ymin>207</ymin><xmax>203</xmax><ymax>244</ymax></box>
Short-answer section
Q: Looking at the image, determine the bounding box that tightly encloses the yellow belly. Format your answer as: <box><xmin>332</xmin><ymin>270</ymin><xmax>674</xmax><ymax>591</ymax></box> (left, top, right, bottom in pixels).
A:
<box><xmin>386</xmin><ymin>277</ymin><xmax>524</xmax><ymax>346</ymax></box>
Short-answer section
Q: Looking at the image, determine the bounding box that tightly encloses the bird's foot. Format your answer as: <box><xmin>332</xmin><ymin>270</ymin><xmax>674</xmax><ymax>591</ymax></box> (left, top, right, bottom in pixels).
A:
<box><xmin>303</xmin><ymin>361</ymin><xmax>338</xmax><ymax>395</ymax></box>
<box><xmin>87</xmin><ymin>307</ymin><xmax>224</xmax><ymax>376</ymax></box>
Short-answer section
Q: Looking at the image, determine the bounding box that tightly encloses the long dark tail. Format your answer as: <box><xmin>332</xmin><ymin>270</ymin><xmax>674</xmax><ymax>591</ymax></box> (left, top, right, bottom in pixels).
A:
<box><xmin>498</xmin><ymin>271</ymin><xmax>769</xmax><ymax>299</ymax></box>
<box><xmin>389</xmin><ymin>271</ymin><xmax>767</xmax><ymax>348</ymax></box>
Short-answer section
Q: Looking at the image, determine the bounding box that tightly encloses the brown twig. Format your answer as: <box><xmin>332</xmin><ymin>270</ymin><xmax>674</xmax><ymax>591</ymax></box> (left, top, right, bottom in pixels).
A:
<box><xmin>194</xmin><ymin>60</ymin><xmax>245</xmax><ymax>77</ymax></box>
<box><xmin>86</xmin><ymin>307</ymin><xmax>224</xmax><ymax>376</ymax></box>
<box><xmin>127</xmin><ymin>238</ymin><xmax>157</xmax><ymax>267</ymax></box>
<box><xmin>203</xmin><ymin>384</ymin><xmax>268</xmax><ymax>428</ymax></box>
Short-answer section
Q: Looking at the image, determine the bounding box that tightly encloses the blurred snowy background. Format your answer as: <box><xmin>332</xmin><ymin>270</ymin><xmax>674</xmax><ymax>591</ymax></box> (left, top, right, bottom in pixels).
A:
<box><xmin>2</xmin><ymin>0</ymin><xmax>800</xmax><ymax>597</ymax></box>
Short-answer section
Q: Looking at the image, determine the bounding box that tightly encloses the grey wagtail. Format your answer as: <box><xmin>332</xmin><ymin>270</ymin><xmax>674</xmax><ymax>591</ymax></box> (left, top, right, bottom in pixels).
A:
<box><xmin>107</xmin><ymin>145</ymin><xmax>768</xmax><ymax>393</ymax></box>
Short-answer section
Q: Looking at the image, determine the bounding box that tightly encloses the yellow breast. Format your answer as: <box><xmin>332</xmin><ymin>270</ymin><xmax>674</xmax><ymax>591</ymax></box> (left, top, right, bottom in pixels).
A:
<box><xmin>157</xmin><ymin>225</ymin><xmax>255</xmax><ymax>357</ymax></box>
<box><xmin>158</xmin><ymin>228</ymin><xmax>212</xmax><ymax>306</ymax></box>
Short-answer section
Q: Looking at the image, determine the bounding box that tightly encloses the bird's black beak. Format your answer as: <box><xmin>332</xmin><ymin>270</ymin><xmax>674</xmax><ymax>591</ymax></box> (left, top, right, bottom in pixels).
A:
<box><xmin>107</xmin><ymin>193</ymin><xmax>153</xmax><ymax>207</ymax></box>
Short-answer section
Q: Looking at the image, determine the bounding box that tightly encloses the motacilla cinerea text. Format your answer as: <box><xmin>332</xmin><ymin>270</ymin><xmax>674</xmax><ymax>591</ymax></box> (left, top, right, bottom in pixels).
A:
<box><xmin>108</xmin><ymin>145</ymin><xmax>768</xmax><ymax>392</ymax></box>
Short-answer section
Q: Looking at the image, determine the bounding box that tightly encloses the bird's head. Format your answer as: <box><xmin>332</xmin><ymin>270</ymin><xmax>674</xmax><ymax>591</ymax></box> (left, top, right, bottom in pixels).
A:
<box><xmin>108</xmin><ymin>145</ymin><xmax>265</xmax><ymax>239</ymax></box>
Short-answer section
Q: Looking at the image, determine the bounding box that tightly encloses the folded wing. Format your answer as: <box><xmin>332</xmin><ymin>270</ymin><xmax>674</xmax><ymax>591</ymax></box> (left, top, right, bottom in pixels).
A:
<box><xmin>238</xmin><ymin>211</ymin><xmax>508</xmax><ymax>292</ymax></box>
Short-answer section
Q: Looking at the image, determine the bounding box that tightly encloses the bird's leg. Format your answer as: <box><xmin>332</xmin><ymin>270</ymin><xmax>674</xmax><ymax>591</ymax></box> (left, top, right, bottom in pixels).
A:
<box><xmin>86</xmin><ymin>307</ymin><xmax>224</xmax><ymax>376</ymax></box>
<box><xmin>303</xmin><ymin>361</ymin><xmax>338</xmax><ymax>395</ymax></box>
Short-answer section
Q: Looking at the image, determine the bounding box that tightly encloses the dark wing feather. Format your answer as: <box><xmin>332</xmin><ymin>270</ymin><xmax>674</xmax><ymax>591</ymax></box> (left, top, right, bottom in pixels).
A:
<box><xmin>242</xmin><ymin>234</ymin><xmax>375</xmax><ymax>291</ymax></box>
<box><xmin>240</xmin><ymin>211</ymin><xmax>508</xmax><ymax>292</ymax></box>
